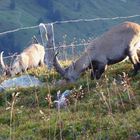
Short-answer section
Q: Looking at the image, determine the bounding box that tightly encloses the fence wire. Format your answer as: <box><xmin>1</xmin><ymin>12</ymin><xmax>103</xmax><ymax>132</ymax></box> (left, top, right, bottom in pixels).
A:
<box><xmin>0</xmin><ymin>14</ymin><xmax>140</xmax><ymax>36</ymax></box>
<box><xmin>1</xmin><ymin>14</ymin><xmax>140</xmax><ymax>59</ymax></box>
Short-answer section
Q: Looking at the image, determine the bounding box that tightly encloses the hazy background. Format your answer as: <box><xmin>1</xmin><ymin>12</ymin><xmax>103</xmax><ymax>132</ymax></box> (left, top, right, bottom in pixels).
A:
<box><xmin>0</xmin><ymin>0</ymin><xmax>140</xmax><ymax>55</ymax></box>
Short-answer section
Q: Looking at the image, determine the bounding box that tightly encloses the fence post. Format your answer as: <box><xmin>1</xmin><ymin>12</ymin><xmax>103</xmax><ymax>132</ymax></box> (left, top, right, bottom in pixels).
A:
<box><xmin>39</xmin><ymin>23</ymin><xmax>55</xmax><ymax>70</ymax></box>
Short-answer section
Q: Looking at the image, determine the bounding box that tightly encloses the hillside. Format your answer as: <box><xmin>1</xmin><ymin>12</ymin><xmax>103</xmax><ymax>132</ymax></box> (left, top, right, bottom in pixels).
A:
<box><xmin>0</xmin><ymin>61</ymin><xmax>140</xmax><ymax>139</ymax></box>
<box><xmin>1</xmin><ymin>0</ymin><xmax>140</xmax><ymax>54</ymax></box>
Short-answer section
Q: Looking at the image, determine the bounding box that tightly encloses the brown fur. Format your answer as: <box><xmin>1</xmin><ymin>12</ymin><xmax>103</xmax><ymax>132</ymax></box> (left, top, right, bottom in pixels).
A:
<box><xmin>1</xmin><ymin>43</ymin><xmax>45</xmax><ymax>76</ymax></box>
<box><xmin>54</xmin><ymin>22</ymin><xmax>140</xmax><ymax>82</ymax></box>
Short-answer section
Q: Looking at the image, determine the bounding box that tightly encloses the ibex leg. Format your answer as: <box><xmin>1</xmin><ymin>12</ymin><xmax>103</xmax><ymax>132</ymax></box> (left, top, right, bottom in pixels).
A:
<box><xmin>90</xmin><ymin>61</ymin><xmax>107</xmax><ymax>80</ymax></box>
<box><xmin>129</xmin><ymin>48</ymin><xmax>140</xmax><ymax>74</ymax></box>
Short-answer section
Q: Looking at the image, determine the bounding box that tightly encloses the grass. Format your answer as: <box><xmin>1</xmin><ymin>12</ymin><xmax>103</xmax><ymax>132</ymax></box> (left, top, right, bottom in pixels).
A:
<box><xmin>0</xmin><ymin>60</ymin><xmax>140</xmax><ymax>140</ymax></box>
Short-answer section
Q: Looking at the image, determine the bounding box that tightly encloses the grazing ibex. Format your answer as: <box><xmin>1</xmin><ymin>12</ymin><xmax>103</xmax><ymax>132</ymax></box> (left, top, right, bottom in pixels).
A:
<box><xmin>0</xmin><ymin>43</ymin><xmax>45</xmax><ymax>76</ymax></box>
<box><xmin>54</xmin><ymin>21</ymin><xmax>140</xmax><ymax>82</ymax></box>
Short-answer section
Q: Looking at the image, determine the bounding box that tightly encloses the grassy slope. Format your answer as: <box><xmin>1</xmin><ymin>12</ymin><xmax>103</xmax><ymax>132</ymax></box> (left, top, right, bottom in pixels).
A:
<box><xmin>53</xmin><ymin>0</ymin><xmax>140</xmax><ymax>43</ymax></box>
<box><xmin>0</xmin><ymin>0</ymin><xmax>46</xmax><ymax>53</ymax></box>
<box><xmin>1</xmin><ymin>0</ymin><xmax>140</xmax><ymax>53</ymax></box>
<box><xmin>0</xmin><ymin>61</ymin><xmax>140</xmax><ymax>140</ymax></box>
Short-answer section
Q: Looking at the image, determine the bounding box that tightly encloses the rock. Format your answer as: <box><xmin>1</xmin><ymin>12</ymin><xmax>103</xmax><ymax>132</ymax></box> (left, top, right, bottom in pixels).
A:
<box><xmin>0</xmin><ymin>75</ymin><xmax>43</xmax><ymax>92</ymax></box>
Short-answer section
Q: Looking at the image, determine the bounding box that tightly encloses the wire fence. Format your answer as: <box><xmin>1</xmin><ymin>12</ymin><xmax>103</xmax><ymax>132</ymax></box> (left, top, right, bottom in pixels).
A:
<box><xmin>1</xmin><ymin>14</ymin><xmax>140</xmax><ymax>59</ymax></box>
<box><xmin>0</xmin><ymin>14</ymin><xmax>140</xmax><ymax>36</ymax></box>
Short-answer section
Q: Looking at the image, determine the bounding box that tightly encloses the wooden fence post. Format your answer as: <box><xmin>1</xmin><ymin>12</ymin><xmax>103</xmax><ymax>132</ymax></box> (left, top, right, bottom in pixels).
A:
<box><xmin>39</xmin><ymin>23</ymin><xmax>55</xmax><ymax>70</ymax></box>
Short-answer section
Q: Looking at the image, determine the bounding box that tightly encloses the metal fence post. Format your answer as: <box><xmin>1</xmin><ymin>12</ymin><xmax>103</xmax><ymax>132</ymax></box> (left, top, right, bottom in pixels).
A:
<box><xmin>39</xmin><ymin>23</ymin><xmax>55</xmax><ymax>70</ymax></box>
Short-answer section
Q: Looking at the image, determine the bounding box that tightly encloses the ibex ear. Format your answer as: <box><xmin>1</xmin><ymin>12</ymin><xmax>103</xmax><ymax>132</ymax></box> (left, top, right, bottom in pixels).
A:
<box><xmin>54</xmin><ymin>51</ymin><xmax>59</xmax><ymax>57</ymax></box>
<box><xmin>54</xmin><ymin>47</ymin><xmax>60</xmax><ymax>57</ymax></box>
<box><xmin>32</xmin><ymin>35</ymin><xmax>39</xmax><ymax>44</ymax></box>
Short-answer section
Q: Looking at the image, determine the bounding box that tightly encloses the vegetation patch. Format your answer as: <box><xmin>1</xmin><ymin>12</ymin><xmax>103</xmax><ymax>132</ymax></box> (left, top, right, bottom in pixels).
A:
<box><xmin>0</xmin><ymin>61</ymin><xmax>140</xmax><ymax>139</ymax></box>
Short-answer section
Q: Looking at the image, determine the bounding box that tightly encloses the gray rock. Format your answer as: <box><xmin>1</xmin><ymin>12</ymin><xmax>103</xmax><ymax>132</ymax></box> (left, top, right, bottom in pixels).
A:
<box><xmin>0</xmin><ymin>75</ymin><xmax>43</xmax><ymax>92</ymax></box>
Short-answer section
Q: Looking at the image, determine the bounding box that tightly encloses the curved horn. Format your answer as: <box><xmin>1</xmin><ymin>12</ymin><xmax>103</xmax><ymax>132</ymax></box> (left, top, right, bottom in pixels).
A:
<box><xmin>0</xmin><ymin>51</ymin><xmax>6</xmax><ymax>70</ymax></box>
<box><xmin>0</xmin><ymin>51</ymin><xmax>11</xmax><ymax>76</ymax></box>
<box><xmin>53</xmin><ymin>52</ymin><xmax>66</xmax><ymax>77</ymax></box>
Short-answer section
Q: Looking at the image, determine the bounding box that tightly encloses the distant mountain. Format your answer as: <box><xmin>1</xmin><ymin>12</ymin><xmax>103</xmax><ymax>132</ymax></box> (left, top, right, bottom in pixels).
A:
<box><xmin>0</xmin><ymin>0</ymin><xmax>140</xmax><ymax>55</ymax></box>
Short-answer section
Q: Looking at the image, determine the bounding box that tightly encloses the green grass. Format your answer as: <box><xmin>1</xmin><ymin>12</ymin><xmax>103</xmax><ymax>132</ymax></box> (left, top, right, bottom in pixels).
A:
<box><xmin>0</xmin><ymin>61</ymin><xmax>140</xmax><ymax>140</ymax></box>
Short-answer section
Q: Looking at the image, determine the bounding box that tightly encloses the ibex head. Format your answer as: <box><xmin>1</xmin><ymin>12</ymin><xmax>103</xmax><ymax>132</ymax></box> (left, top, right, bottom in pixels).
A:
<box><xmin>0</xmin><ymin>43</ymin><xmax>45</xmax><ymax>77</ymax></box>
<box><xmin>0</xmin><ymin>51</ymin><xmax>17</xmax><ymax>76</ymax></box>
<box><xmin>53</xmin><ymin>52</ymin><xmax>87</xmax><ymax>82</ymax></box>
<box><xmin>63</xmin><ymin>63</ymin><xmax>80</xmax><ymax>82</ymax></box>
<box><xmin>10</xmin><ymin>55</ymin><xmax>23</xmax><ymax>76</ymax></box>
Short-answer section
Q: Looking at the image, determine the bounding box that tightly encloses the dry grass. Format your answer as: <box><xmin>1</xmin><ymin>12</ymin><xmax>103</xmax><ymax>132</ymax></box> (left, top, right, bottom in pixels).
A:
<box><xmin>0</xmin><ymin>61</ymin><xmax>140</xmax><ymax>140</ymax></box>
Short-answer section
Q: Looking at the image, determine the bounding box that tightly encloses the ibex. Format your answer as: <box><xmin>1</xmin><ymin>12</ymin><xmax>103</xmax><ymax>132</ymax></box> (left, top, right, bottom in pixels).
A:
<box><xmin>54</xmin><ymin>21</ymin><xmax>140</xmax><ymax>82</ymax></box>
<box><xmin>0</xmin><ymin>43</ymin><xmax>45</xmax><ymax>76</ymax></box>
